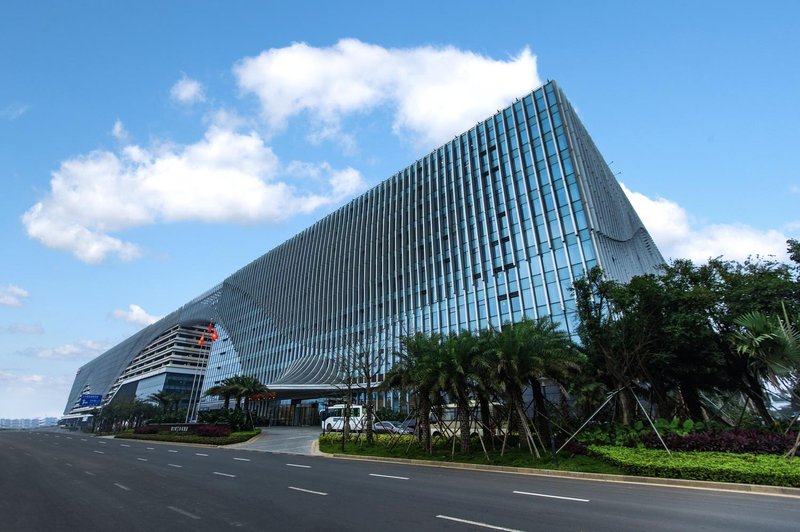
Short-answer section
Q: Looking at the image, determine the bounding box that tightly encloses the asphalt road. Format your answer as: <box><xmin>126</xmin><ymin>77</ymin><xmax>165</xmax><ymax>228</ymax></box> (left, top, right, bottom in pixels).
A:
<box><xmin>1</xmin><ymin>430</ymin><xmax>798</xmax><ymax>532</ymax></box>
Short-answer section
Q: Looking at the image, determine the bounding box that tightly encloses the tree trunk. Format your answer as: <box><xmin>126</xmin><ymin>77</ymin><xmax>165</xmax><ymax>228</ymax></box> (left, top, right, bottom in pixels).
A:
<box><xmin>458</xmin><ymin>397</ymin><xmax>471</xmax><ymax>453</ymax></box>
<box><xmin>530</xmin><ymin>379</ymin><xmax>551</xmax><ymax>444</ymax></box>
<box><xmin>679</xmin><ymin>381</ymin><xmax>705</xmax><ymax>421</ymax></box>
<box><xmin>419</xmin><ymin>394</ymin><xmax>432</xmax><ymax>453</ymax></box>
<box><xmin>478</xmin><ymin>395</ymin><xmax>494</xmax><ymax>450</ymax></box>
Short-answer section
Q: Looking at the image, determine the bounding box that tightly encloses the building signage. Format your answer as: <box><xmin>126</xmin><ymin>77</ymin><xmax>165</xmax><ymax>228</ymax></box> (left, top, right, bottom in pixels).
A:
<box><xmin>79</xmin><ymin>394</ymin><xmax>103</xmax><ymax>407</ymax></box>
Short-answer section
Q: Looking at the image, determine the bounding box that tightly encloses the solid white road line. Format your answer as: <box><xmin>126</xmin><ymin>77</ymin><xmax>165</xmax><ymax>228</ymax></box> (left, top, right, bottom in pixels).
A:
<box><xmin>168</xmin><ymin>506</ymin><xmax>201</xmax><ymax>520</ymax></box>
<box><xmin>436</xmin><ymin>515</ymin><xmax>524</xmax><ymax>532</ymax></box>
<box><xmin>114</xmin><ymin>483</ymin><xmax>131</xmax><ymax>491</ymax></box>
<box><xmin>233</xmin><ymin>457</ymin><xmax>251</xmax><ymax>461</ymax></box>
<box><xmin>97</xmin><ymin>441</ymin><xmax>107</xmax><ymax>444</ymax></box>
<box><xmin>92</xmin><ymin>450</ymin><xmax>104</xmax><ymax>454</ymax></box>
<box><xmin>120</xmin><ymin>444</ymin><xmax>131</xmax><ymax>447</ymax></box>
<box><xmin>369</xmin><ymin>473</ymin><xmax>409</xmax><ymax>480</ymax></box>
<box><xmin>512</xmin><ymin>490</ymin><xmax>590</xmax><ymax>502</ymax></box>
<box><xmin>168</xmin><ymin>450</ymin><xmax>178</xmax><ymax>453</ymax></box>
<box><xmin>168</xmin><ymin>464</ymin><xmax>182</xmax><ymax>468</ymax></box>
<box><xmin>286</xmin><ymin>463</ymin><xmax>311</xmax><ymax>469</ymax></box>
<box><xmin>146</xmin><ymin>447</ymin><xmax>154</xmax><ymax>450</ymax></box>
<box><xmin>196</xmin><ymin>453</ymin><xmax>209</xmax><ymax>457</ymax></box>
<box><xmin>137</xmin><ymin>458</ymin><xmax>148</xmax><ymax>462</ymax></box>
<box><xmin>288</xmin><ymin>487</ymin><xmax>327</xmax><ymax>496</ymax></box>
<box><xmin>213</xmin><ymin>472</ymin><xmax>236</xmax><ymax>478</ymax></box>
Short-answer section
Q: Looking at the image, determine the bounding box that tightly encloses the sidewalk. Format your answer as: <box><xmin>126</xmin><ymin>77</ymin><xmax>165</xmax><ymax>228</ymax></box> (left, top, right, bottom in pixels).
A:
<box><xmin>226</xmin><ymin>426</ymin><xmax>322</xmax><ymax>455</ymax></box>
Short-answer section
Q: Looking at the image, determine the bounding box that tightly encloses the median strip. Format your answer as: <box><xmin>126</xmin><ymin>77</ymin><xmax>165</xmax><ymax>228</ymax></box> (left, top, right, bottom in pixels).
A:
<box><xmin>513</xmin><ymin>491</ymin><xmax>589</xmax><ymax>503</ymax></box>
<box><xmin>288</xmin><ymin>486</ymin><xmax>327</xmax><ymax>496</ymax></box>
<box><xmin>436</xmin><ymin>515</ymin><xmax>523</xmax><ymax>532</ymax></box>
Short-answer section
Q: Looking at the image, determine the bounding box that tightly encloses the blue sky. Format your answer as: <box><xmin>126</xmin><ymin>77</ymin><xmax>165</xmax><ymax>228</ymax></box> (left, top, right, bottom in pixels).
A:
<box><xmin>1</xmin><ymin>1</ymin><xmax>798</xmax><ymax>418</ymax></box>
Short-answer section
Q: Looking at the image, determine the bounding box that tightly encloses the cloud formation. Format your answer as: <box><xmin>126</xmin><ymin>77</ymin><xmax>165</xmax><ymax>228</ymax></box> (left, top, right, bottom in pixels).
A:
<box><xmin>0</xmin><ymin>371</ymin><xmax>71</xmax><ymax>418</ymax></box>
<box><xmin>0</xmin><ymin>285</ymin><xmax>29</xmax><ymax>307</ymax></box>
<box><xmin>0</xmin><ymin>323</ymin><xmax>44</xmax><ymax>334</ymax></box>
<box><xmin>171</xmin><ymin>74</ymin><xmax>206</xmax><ymax>105</ymax></box>
<box><xmin>26</xmin><ymin>339</ymin><xmax>110</xmax><ymax>360</ymax></box>
<box><xmin>234</xmin><ymin>39</ymin><xmax>539</xmax><ymax>149</ymax></box>
<box><xmin>1</xmin><ymin>103</ymin><xmax>30</xmax><ymax>121</ymax></box>
<box><xmin>22</xmin><ymin>121</ymin><xmax>366</xmax><ymax>263</ymax></box>
<box><xmin>622</xmin><ymin>184</ymin><xmax>792</xmax><ymax>263</ymax></box>
<box><xmin>112</xmin><ymin>304</ymin><xmax>161</xmax><ymax>327</ymax></box>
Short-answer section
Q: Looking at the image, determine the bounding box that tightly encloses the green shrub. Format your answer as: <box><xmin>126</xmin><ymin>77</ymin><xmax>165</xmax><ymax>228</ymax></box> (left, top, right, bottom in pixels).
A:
<box><xmin>589</xmin><ymin>445</ymin><xmax>800</xmax><ymax>487</ymax></box>
<box><xmin>116</xmin><ymin>429</ymin><xmax>260</xmax><ymax>445</ymax></box>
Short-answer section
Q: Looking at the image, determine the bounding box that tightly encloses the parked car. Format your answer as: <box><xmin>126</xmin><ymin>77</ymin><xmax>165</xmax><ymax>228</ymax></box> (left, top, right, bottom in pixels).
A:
<box><xmin>372</xmin><ymin>421</ymin><xmax>400</xmax><ymax>434</ymax></box>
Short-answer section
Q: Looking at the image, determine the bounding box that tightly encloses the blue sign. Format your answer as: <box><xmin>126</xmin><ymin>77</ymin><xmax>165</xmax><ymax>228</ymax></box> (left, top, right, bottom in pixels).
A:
<box><xmin>79</xmin><ymin>394</ymin><xmax>102</xmax><ymax>407</ymax></box>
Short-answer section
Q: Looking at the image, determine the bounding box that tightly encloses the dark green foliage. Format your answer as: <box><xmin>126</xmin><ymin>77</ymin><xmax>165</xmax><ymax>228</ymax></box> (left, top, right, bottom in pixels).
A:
<box><xmin>589</xmin><ymin>446</ymin><xmax>800</xmax><ymax>487</ymax></box>
<box><xmin>198</xmin><ymin>408</ymin><xmax>251</xmax><ymax>431</ymax></box>
<box><xmin>318</xmin><ymin>434</ymin><xmax>623</xmax><ymax>474</ymax></box>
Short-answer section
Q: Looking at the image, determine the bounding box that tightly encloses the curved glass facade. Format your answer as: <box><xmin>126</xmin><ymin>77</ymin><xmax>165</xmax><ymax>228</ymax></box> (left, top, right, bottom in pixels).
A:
<box><xmin>64</xmin><ymin>80</ymin><xmax>663</xmax><ymax>415</ymax></box>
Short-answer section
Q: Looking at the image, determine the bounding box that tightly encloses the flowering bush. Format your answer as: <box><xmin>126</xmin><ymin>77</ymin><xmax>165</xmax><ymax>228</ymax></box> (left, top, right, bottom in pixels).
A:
<box><xmin>196</xmin><ymin>424</ymin><xmax>231</xmax><ymax>437</ymax></box>
<box><xmin>640</xmin><ymin>429</ymin><xmax>797</xmax><ymax>455</ymax></box>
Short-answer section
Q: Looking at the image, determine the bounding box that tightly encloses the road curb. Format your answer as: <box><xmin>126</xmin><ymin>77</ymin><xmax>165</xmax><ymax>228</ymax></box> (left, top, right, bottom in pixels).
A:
<box><xmin>327</xmin><ymin>452</ymin><xmax>800</xmax><ymax>498</ymax></box>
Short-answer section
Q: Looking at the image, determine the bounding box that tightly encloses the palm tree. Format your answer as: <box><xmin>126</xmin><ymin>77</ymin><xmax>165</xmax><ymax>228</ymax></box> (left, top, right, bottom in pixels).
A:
<box><xmin>204</xmin><ymin>381</ymin><xmax>236</xmax><ymax>410</ymax></box>
<box><xmin>383</xmin><ymin>332</ymin><xmax>443</xmax><ymax>453</ymax></box>
<box><xmin>148</xmin><ymin>391</ymin><xmax>172</xmax><ymax>414</ymax></box>
<box><xmin>437</xmin><ymin>330</ymin><xmax>480</xmax><ymax>453</ymax></box>
<box><xmin>734</xmin><ymin>305</ymin><xmax>800</xmax><ymax>456</ymax></box>
<box><xmin>489</xmin><ymin>318</ymin><xmax>577</xmax><ymax>457</ymax></box>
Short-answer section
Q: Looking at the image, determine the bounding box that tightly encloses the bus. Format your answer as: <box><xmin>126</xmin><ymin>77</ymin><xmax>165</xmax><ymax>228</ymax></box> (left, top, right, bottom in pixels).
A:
<box><xmin>320</xmin><ymin>404</ymin><xmax>365</xmax><ymax>432</ymax></box>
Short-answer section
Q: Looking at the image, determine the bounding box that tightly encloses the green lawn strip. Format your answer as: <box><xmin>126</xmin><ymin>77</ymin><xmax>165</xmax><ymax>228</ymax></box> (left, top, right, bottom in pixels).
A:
<box><xmin>114</xmin><ymin>429</ymin><xmax>260</xmax><ymax>446</ymax></box>
<box><xmin>318</xmin><ymin>434</ymin><xmax>623</xmax><ymax>474</ymax></box>
<box><xmin>588</xmin><ymin>445</ymin><xmax>800</xmax><ymax>487</ymax></box>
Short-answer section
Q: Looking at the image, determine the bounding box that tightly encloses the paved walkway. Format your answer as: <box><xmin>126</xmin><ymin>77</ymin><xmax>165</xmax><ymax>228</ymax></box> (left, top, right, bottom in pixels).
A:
<box><xmin>227</xmin><ymin>426</ymin><xmax>322</xmax><ymax>455</ymax></box>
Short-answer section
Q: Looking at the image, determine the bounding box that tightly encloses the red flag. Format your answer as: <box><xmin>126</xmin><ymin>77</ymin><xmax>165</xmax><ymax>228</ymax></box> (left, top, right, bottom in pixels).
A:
<box><xmin>211</xmin><ymin>329</ymin><xmax>219</xmax><ymax>341</ymax></box>
<box><xmin>198</xmin><ymin>334</ymin><xmax>205</xmax><ymax>346</ymax></box>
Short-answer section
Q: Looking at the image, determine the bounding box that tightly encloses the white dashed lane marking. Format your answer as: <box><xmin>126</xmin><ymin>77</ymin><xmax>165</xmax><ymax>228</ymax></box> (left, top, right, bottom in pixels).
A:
<box><xmin>513</xmin><ymin>491</ymin><xmax>589</xmax><ymax>503</ymax></box>
<box><xmin>288</xmin><ymin>487</ymin><xmax>327</xmax><ymax>496</ymax></box>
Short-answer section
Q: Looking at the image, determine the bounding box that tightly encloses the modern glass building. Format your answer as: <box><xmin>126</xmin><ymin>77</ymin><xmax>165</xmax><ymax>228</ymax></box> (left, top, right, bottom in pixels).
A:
<box><xmin>63</xmin><ymin>80</ymin><xmax>663</xmax><ymax>417</ymax></box>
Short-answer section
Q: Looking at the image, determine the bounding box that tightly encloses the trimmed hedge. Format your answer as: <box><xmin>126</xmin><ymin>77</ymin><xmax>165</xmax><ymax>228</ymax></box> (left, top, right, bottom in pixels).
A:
<box><xmin>116</xmin><ymin>429</ymin><xmax>260</xmax><ymax>446</ymax></box>
<box><xmin>589</xmin><ymin>445</ymin><xmax>800</xmax><ymax>487</ymax></box>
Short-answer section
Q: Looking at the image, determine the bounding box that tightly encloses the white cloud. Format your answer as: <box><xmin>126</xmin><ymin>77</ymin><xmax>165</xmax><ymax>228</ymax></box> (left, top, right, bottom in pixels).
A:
<box><xmin>622</xmin><ymin>184</ymin><xmax>792</xmax><ymax>263</ymax></box>
<box><xmin>0</xmin><ymin>323</ymin><xmax>44</xmax><ymax>334</ymax></box>
<box><xmin>111</xmin><ymin>119</ymin><xmax>128</xmax><ymax>141</ymax></box>
<box><xmin>0</xmin><ymin>371</ymin><xmax>71</xmax><ymax>418</ymax></box>
<box><xmin>234</xmin><ymin>39</ymin><xmax>539</xmax><ymax>149</ymax></box>
<box><xmin>27</xmin><ymin>339</ymin><xmax>110</xmax><ymax>360</ymax></box>
<box><xmin>1</xmin><ymin>103</ymin><xmax>30</xmax><ymax>121</ymax></box>
<box><xmin>171</xmin><ymin>74</ymin><xmax>206</xmax><ymax>105</ymax></box>
<box><xmin>22</xmin><ymin>122</ymin><xmax>366</xmax><ymax>263</ymax></box>
<box><xmin>112</xmin><ymin>304</ymin><xmax>161</xmax><ymax>326</ymax></box>
<box><xmin>0</xmin><ymin>285</ymin><xmax>29</xmax><ymax>307</ymax></box>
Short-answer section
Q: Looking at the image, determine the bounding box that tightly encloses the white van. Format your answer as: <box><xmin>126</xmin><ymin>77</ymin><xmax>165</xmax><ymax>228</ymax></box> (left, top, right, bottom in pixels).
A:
<box><xmin>320</xmin><ymin>404</ymin><xmax>365</xmax><ymax>432</ymax></box>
